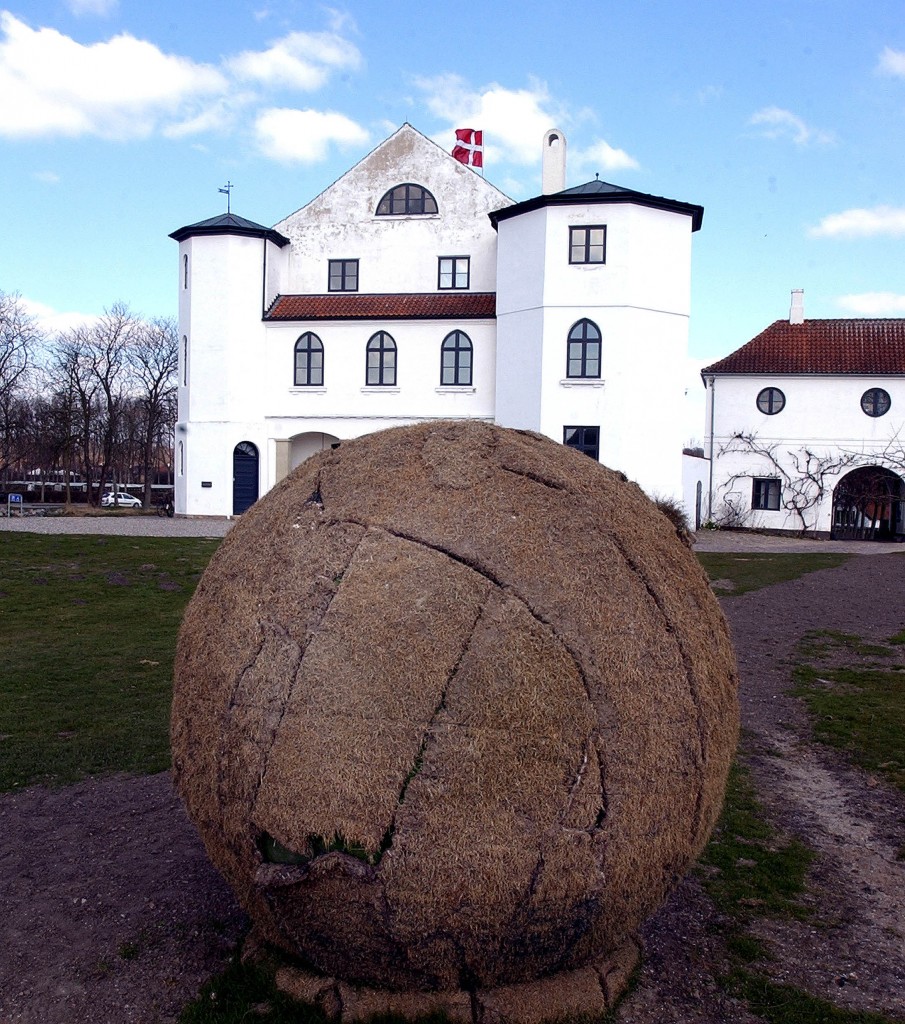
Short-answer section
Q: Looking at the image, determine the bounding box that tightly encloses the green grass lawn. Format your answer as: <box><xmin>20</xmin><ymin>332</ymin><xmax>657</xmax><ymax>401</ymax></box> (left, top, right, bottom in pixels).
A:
<box><xmin>0</xmin><ymin>533</ymin><xmax>218</xmax><ymax>791</ymax></box>
<box><xmin>793</xmin><ymin>631</ymin><xmax>905</xmax><ymax>795</ymax></box>
<box><xmin>696</xmin><ymin>551</ymin><xmax>851</xmax><ymax>596</ymax></box>
<box><xmin>0</xmin><ymin>539</ymin><xmax>866</xmax><ymax>793</ymax></box>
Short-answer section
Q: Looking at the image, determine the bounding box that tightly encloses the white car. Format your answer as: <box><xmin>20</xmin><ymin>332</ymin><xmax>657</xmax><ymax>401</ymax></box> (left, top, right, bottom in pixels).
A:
<box><xmin>101</xmin><ymin>492</ymin><xmax>142</xmax><ymax>509</ymax></box>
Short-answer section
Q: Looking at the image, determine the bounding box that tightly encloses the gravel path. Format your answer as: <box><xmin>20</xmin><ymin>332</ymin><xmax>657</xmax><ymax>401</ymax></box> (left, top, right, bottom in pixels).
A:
<box><xmin>0</xmin><ymin>515</ymin><xmax>233</xmax><ymax>538</ymax></box>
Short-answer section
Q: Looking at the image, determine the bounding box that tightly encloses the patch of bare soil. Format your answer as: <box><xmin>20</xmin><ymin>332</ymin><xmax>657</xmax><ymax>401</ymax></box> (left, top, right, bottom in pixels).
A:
<box><xmin>1</xmin><ymin>554</ymin><xmax>903</xmax><ymax>1023</ymax></box>
<box><xmin>0</xmin><ymin>774</ymin><xmax>246</xmax><ymax>1023</ymax></box>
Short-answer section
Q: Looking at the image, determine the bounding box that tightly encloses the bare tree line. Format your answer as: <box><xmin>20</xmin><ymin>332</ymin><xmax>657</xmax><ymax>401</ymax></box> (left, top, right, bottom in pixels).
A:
<box><xmin>0</xmin><ymin>292</ymin><xmax>177</xmax><ymax>507</ymax></box>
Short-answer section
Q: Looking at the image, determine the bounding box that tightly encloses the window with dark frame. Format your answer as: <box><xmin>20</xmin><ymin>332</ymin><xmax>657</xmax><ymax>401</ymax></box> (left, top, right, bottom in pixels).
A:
<box><xmin>294</xmin><ymin>332</ymin><xmax>324</xmax><ymax>387</ymax></box>
<box><xmin>366</xmin><ymin>331</ymin><xmax>397</xmax><ymax>386</ymax></box>
<box><xmin>328</xmin><ymin>259</ymin><xmax>359</xmax><ymax>292</ymax></box>
<box><xmin>752</xmin><ymin>477</ymin><xmax>781</xmax><ymax>511</ymax></box>
<box><xmin>438</xmin><ymin>256</ymin><xmax>470</xmax><ymax>290</ymax></box>
<box><xmin>376</xmin><ymin>184</ymin><xmax>438</xmax><ymax>216</ymax></box>
<box><xmin>566</xmin><ymin>319</ymin><xmax>602</xmax><ymax>378</ymax></box>
<box><xmin>860</xmin><ymin>387</ymin><xmax>891</xmax><ymax>417</ymax></box>
<box><xmin>756</xmin><ymin>386</ymin><xmax>786</xmax><ymax>415</ymax></box>
<box><xmin>569</xmin><ymin>225</ymin><xmax>606</xmax><ymax>264</ymax></box>
<box><xmin>563</xmin><ymin>425</ymin><xmax>600</xmax><ymax>460</ymax></box>
<box><xmin>440</xmin><ymin>330</ymin><xmax>473</xmax><ymax>386</ymax></box>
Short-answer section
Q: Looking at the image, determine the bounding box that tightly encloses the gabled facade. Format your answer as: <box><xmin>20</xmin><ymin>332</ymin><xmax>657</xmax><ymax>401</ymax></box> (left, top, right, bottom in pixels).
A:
<box><xmin>171</xmin><ymin>124</ymin><xmax>703</xmax><ymax>518</ymax></box>
<box><xmin>702</xmin><ymin>291</ymin><xmax>905</xmax><ymax>539</ymax></box>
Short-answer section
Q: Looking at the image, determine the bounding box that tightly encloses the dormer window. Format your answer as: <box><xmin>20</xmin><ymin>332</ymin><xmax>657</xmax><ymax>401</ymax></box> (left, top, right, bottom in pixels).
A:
<box><xmin>376</xmin><ymin>184</ymin><xmax>438</xmax><ymax>216</ymax></box>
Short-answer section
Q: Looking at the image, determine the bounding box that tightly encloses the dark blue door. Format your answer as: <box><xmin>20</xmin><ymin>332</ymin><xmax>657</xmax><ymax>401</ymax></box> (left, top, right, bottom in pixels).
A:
<box><xmin>232</xmin><ymin>441</ymin><xmax>259</xmax><ymax>515</ymax></box>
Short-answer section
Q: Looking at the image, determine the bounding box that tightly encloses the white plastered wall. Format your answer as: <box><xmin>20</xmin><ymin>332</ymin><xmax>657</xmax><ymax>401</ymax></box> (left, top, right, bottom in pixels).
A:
<box><xmin>706</xmin><ymin>373</ymin><xmax>905</xmax><ymax>532</ymax></box>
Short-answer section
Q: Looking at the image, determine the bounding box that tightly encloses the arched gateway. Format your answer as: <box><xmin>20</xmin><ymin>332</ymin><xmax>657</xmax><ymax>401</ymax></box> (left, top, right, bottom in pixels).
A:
<box><xmin>832</xmin><ymin>466</ymin><xmax>905</xmax><ymax>541</ymax></box>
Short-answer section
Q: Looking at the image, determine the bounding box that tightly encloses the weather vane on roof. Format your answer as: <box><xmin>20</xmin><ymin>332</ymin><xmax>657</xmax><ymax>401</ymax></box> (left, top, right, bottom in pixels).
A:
<box><xmin>218</xmin><ymin>181</ymin><xmax>235</xmax><ymax>214</ymax></box>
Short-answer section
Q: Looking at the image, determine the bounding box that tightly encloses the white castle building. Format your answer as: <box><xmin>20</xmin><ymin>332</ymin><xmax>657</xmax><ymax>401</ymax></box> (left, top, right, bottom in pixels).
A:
<box><xmin>170</xmin><ymin>124</ymin><xmax>703</xmax><ymax>517</ymax></box>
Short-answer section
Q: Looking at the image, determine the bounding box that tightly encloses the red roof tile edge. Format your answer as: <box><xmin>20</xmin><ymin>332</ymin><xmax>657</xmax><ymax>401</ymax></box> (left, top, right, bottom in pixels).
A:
<box><xmin>265</xmin><ymin>293</ymin><xmax>496</xmax><ymax>321</ymax></box>
<box><xmin>701</xmin><ymin>319</ymin><xmax>905</xmax><ymax>376</ymax></box>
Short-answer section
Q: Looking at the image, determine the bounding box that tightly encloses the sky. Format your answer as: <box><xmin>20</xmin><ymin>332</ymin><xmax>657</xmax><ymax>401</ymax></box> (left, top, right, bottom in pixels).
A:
<box><xmin>3</xmin><ymin>0</ymin><xmax>905</xmax><ymax>442</ymax></box>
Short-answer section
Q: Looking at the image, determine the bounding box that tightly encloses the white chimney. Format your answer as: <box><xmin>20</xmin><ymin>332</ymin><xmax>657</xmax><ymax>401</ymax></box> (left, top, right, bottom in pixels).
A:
<box><xmin>789</xmin><ymin>289</ymin><xmax>805</xmax><ymax>325</ymax></box>
<box><xmin>542</xmin><ymin>128</ymin><xmax>567</xmax><ymax>194</ymax></box>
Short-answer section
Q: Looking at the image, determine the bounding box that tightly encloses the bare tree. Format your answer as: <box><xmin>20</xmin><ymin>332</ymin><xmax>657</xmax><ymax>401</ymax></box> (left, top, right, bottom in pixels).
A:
<box><xmin>0</xmin><ymin>292</ymin><xmax>42</xmax><ymax>479</ymax></box>
<box><xmin>89</xmin><ymin>304</ymin><xmax>138</xmax><ymax>502</ymax></box>
<box><xmin>718</xmin><ymin>432</ymin><xmax>860</xmax><ymax>534</ymax></box>
<box><xmin>129</xmin><ymin>317</ymin><xmax>177</xmax><ymax>506</ymax></box>
<box><xmin>51</xmin><ymin>326</ymin><xmax>101</xmax><ymax>501</ymax></box>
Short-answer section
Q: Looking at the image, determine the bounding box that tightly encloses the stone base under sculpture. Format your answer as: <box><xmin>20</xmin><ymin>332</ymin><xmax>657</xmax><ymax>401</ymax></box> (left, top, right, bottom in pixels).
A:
<box><xmin>243</xmin><ymin>930</ymin><xmax>640</xmax><ymax>1024</ymax></box>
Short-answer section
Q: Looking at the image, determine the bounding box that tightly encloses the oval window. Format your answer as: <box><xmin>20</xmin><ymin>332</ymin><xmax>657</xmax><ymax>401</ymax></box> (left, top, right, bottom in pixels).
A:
<box><xmin>756</xmin><ymin>387</ymin><xmax>785</xmax><ymax>415</ymax></box>
<box><xmin>860</xmin><ymin>388</ymin><xmax>891</xmax><ymax>417</ymax></box>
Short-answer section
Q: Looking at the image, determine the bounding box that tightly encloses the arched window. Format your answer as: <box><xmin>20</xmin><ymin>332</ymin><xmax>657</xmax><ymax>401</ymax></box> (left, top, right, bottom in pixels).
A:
<box><xmin>756</xmin><ymin>387</ymin><xmax>785</xmax><ymax>415</ymax></box>
<box><xmin>183</xmin><ymin>254</ymin><xmax>188</xmax><ymax>289</ymax></box>
<box><xmin>441</xmin><ymin>331</ymin><xmax>473</xmax><ymax>386</ymax></box>
<box><xmin>566</xmin><ymin>319</ymin><xmax>601</xmax><ymax>378</ymax></box>
<box><xmin>366</xmin><ymin>331</ymin><xmax>397</xmax><ymax>386</ymax></box>
<box><xmin>376</xmin><ymin>183</ymin><xmax>438</xmax><ymax>216</ymax></box>
<box><xmin>182</xmin><ymin>335</ymin><xmax>188</xmax><ymax>386</ymax></box>
<box><xmin>294</xmin><ymin>332</ymin><xmax>324</xmax><ymax>386</ymax></box>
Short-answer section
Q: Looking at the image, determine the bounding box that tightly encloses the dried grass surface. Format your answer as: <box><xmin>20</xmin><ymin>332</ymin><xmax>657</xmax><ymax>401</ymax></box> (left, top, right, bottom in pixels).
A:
<box><xmin>172</xmin><ymin>420</ymin><xmax>738</xmax><ymax>993</ymax></box>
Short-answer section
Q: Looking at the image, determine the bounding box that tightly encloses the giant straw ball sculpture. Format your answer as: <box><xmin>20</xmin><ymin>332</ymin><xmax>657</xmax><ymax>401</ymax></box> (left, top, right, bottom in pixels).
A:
<box><xmin>172</xmin><ymin>420</ymin><xmax>737</xmax><ymax>1009</ymax></box>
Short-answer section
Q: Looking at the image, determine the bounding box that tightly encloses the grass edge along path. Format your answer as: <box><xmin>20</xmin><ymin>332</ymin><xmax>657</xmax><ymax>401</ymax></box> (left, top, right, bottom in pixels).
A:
<box><xmin>697</xmin><ymin>762</ymin><xmax>905</xmax><ymax>1024</ymax></box>
<box><xmin>792</xmin><ymin>630</ymin><xmax>905</xmax><ymax>797</ymax></box>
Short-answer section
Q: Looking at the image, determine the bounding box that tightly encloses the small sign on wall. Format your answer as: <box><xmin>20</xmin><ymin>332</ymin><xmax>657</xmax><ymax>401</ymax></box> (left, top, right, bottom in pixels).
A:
<box><xmin>201</xmin><ymin>481</ymin><xmax>212</xmax><ymax>488</ymax></box>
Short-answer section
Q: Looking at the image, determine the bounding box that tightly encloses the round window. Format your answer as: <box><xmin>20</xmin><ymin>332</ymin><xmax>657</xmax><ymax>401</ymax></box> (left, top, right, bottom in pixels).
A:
<box><xmin>756</xmin><ymin>387</ymin><xmax>785</xmax><ymax>415</ymax></box>
<box><xmin>860</xmin><ymin>388</ymin><xmax>891</xmax><ymax>417</ymax></box>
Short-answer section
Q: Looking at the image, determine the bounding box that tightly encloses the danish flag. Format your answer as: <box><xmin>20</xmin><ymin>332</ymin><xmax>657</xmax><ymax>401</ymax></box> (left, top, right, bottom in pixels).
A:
<box><xmin>452</xmin><ymin>128</ymin><xmax>483</xmax><ymax>167</ymax></box>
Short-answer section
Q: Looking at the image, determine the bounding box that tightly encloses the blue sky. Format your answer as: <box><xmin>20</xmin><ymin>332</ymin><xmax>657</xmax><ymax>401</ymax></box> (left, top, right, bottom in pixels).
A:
<box><xmin>3</xmin><ymin>0</ymin><xmax>905</xmax><ymax>439</ymax></box>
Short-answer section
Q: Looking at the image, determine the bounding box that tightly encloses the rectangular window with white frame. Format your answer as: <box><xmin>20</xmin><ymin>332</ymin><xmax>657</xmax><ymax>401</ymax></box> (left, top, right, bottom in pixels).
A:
<box><xmin>438</xmin><ymin>256</ymin><xmax>470</xmax><ymax>290</ymax></box>
<box><xmin>752</xmin><ymin>477</ymin><xmax>781</xmax><ymax>511</ymax></box>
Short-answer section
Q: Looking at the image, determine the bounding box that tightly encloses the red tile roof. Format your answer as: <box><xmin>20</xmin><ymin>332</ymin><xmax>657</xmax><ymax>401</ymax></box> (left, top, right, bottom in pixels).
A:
<box><xmin>702</xmin><ymin>319</ymin><xmax>905</xmax><ymax>376</ymax></box>
<box><xmin>265</xmin><ymin>293</ymin><xmax>496</xmax><ymax>321</ymax></box>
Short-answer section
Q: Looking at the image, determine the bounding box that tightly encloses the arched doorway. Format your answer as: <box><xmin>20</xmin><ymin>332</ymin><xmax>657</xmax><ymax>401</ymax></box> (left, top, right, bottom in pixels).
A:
<box><xmin>832</xmin><ymin>466</ymin><xmax>905</xmax><ymax>541</ymax></box>
<box><xmin>232</xmin><ymin>441</ymin><xmax>259</xmax><ymax>515</ymax></box>
<box><xmin>290</xmin><ymin>431</ymin><xmax>341</xmax><ymax>472</ymax></box>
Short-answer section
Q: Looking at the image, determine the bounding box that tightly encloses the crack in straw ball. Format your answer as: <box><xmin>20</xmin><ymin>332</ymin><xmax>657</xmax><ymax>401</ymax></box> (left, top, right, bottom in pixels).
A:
<box><xmin>172</xmin><ymin>420</ymin><xmax>738</xmax><ymax>994</ymax></box>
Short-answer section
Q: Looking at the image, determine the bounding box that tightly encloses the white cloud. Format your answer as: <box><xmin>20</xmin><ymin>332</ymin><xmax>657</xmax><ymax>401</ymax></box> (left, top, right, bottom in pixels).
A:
<box><xmin>33</xmin><ymin>169</ymin><xmax>60</xmax><ymax>183</ymax></box>
<box><xmin>877</xmin><ymin>46</ymin><xmax>905</xmax><ymax>77</ymax></box>
<box><xmin>227</xmin><ymin>31</ymin><xmax>361</xmax><ymax>91</ymax></box>
<box><xmin>809</xmin><ymin>206</ymin><xmax>905</xmax><ymax>238</ymax></box>
<box><xmin>416</xmin><ymin>74</ymin><xmax>638</xmax><ymax>178</ymax></box>
<box><xmin>254</xmin><ymin>108</ymin><xmax>368</xmax><ymax>163</ymax></box>
<box><xmin>0</xmin><ymin>12</ymin><xmax>226</xmax><ymax>140</ymax></box>
<box><xmin>416</xmin><ymin>74</ymin><xmax>566</xmax><ymax>165</ymax></box>
<box><xmin>0</xmin><ymin>14</ymin><xmax>364</xmax><ymax>155</ymax></box>
<box><xmin>65</xmin><ymin>0</ymin><xmax>118</xmax><ymax>15</ymax></box>
<box><xmin>21</xmin><ymin>297</ymin><xmax>98</xmax><ymax>334</ymax></box>
<box><xmin>572</xmin><ymin>139</ymin><xmax>639</xmax><ymax>175</ymax></box>
<box><xmin>748</xmin><ymin>106</ymin><xmax>834</xmax><ymax>146</ymax></box>
<box><xmin>836</xmin><ymin>292</ymin><xmax>905</xmax><ymax>315</ymax></box>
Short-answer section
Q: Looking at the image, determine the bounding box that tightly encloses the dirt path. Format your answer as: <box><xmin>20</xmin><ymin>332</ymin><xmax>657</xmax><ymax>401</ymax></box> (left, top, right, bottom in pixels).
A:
<box><xmin>1</xmin><ymin>554</ymin><xmax>904</xmax><ymax>1023</ymax></box>
<box><xmin>616</xmin><ymin>552</ymin><xmax>905</xmax><ymax>1023</ymax></box>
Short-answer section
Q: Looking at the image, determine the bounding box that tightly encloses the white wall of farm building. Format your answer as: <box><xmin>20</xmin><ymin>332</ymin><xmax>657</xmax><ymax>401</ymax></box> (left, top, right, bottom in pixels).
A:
<box><xmin>706</xmin><ymin>372</ymin><xmax>905</xmax><ymax>532</ymax></box>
